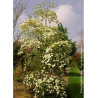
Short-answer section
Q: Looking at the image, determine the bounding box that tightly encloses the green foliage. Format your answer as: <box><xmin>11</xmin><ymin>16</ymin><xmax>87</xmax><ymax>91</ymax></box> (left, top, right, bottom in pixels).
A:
<box><xmin>58</xmin><ymin>23</ymin><xmax>77</xmax><ymax>56</ymax></box>
<box><xmin>13</xmin><ymin>40</ymin><xmax>23</xmax><ymax>69</ymax></box>
<box><xmin>70</xmin><ymin>41</ymin><xmax>77</xmax><ymax>56</ymax></box>
<box><xmin>58</xmin><ymin>23</ymin><xmax>68</xmax><ymax>34</ymax></box>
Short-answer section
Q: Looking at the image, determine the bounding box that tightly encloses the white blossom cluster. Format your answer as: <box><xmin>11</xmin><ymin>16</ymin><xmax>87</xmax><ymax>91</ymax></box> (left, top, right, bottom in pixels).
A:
<box><xmin>19</xmin><ymin>19</ymin><xmax>43</xmax><ymax>31</ymax></box>
<box><xmin>18</xmin><ymin>36</ymin><xmax>42</xmax><ymax>55</ymax></box>
<box><xmin>42</xmin><ymin>41</ymin><xmax>72</xmax><ymax>69</ymax></box>
<box><xmin>42</xmin><ymin>31</ymin><xmax>57</xmax><ymax>40</ymax></box>
<box><xmin>42</xmin><ymin>26</ymin><xmax>63</xmax><ymax>42</ymax></box>
<box><xmin>23</xmin><ymin>71</ymin><xmax>67</xmax><ymax>98</ymax></box>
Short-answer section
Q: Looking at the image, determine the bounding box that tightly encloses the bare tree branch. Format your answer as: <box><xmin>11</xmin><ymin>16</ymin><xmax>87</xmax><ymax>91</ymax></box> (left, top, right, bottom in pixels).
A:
<box><xmin>13</xmin><ymin>0</ymin><xmax>31</xmax><ymax>40</ymax></box>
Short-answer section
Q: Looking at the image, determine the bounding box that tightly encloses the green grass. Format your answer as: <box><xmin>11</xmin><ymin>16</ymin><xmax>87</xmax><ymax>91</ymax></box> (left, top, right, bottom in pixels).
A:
<box><xmin>67</xmin><ymin>66</ymin><xmax>84</xmax><ymax>98</ymax></box>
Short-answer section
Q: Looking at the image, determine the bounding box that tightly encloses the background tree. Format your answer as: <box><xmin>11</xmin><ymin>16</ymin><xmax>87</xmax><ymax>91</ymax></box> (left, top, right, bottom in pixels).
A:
<box><xmin>13</xmin><ymin>0</ymin><xmax>31</xmax><ymax>40</ymax></box>
<box><xmin>58</xmin><ymin>22</ymin><xmax>77</xmax><ymax>56</ymax></box>
<box><xmin>75</xmin><ymin>31</ymin><xmax>84</xmax><ymax>70</ymax></box>
<box><xmin>58</xmin><ymin>23</ymin><xmax>68</xmax><ymax>34</ymax></box>
<box><xmin>77</xmin><ymin>31</ymin><xmax>84</xmax><ymax>52</ymax></box>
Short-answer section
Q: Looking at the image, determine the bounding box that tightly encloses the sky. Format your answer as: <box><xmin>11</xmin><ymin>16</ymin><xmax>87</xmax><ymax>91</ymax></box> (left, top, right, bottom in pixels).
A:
<box><xmin>15</xmin><ymin>0</ymin><xmax>84</xmax><ymax>44</ymax></box>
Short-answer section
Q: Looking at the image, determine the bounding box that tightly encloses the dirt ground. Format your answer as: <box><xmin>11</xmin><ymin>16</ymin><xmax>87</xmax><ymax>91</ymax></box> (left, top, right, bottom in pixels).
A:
<box><xmin>13</xmin><ymin>82</ymin><xmax>34</xmax><ymax>98</ymax></box>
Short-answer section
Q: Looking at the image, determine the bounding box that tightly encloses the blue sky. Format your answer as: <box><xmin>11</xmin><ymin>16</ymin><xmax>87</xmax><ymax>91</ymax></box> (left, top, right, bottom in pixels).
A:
<box><xmin>15</xmin><ymin>0</ymin><xmax>84</xmax><ymax>43</ymax></box>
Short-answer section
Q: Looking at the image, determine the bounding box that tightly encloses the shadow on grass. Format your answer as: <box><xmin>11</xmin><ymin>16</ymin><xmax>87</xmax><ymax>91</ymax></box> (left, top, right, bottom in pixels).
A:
<box><xmin>67</xmin><ymin>83</ymin><xmax>83</xmax><ymax>98</ymax></box>
<box><xmin>68</xmin><ymin>72</ymin><xmax>81</xmax><ymax>77</ymax></box>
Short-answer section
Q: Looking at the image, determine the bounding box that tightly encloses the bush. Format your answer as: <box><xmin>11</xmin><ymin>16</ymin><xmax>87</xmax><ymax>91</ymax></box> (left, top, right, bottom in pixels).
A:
<box><xmin>23</xmin><ymin>71</ymin><xmax>67</xmax><ymax>98</ymax></box>
<box><xmin>13</xmin><ymin>40</ymin><xmax>25</xmax><ymax>69</ymax></box>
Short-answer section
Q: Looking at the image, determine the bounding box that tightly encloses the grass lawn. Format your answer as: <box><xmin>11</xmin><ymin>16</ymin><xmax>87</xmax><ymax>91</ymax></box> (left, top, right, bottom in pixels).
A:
<box><xmin>67</xmin><ymin>66</ymin><xmax>84</xmax><ymax>98</ymax></box>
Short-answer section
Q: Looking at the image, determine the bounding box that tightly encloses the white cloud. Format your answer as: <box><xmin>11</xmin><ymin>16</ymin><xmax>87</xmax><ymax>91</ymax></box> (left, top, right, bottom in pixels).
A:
<box><xmin>55</xmin><ymin>5</ymin><xmax>79</xmax><ymax>27</ymax></box>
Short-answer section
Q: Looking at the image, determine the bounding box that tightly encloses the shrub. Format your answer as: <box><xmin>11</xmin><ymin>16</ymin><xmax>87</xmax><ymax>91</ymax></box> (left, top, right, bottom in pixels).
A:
<box><xmin>13</xmin><ymin>40</ymin><xmax>26</xmax><ymax>69</ymax></box>
<box><xmin>13</xmin><ymin>40</ymin><xmax>21</xmax><ymax>68</ymax></box>
<box><xmin>23</xmin><ymin>71</ymin><xmax>67</xmax><ymax>98</ymax></box>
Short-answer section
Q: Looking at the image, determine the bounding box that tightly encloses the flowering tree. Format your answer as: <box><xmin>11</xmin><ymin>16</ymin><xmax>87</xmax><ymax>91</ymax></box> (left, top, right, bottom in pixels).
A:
<box><xmin>17</xmin><ymin>1</ymin><xmax>76</xmax><ymax>97</ymax></box>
